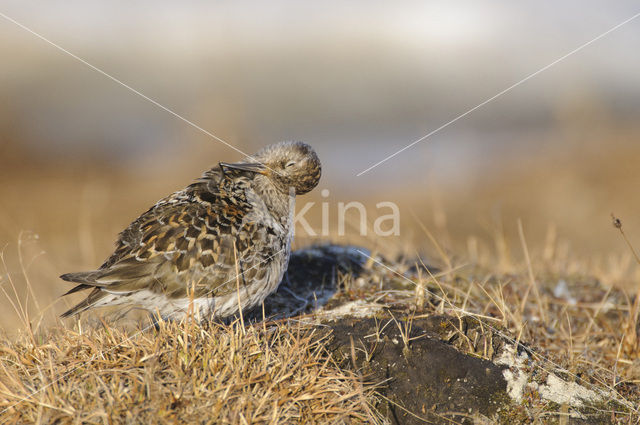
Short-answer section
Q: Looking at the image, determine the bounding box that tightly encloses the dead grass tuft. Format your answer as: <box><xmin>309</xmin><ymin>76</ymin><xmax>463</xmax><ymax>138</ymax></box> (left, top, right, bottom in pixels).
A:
<box><xmin>0</xmin><ymin>319</ymin><xmax>379</xmax><ymax>424</ymax></box>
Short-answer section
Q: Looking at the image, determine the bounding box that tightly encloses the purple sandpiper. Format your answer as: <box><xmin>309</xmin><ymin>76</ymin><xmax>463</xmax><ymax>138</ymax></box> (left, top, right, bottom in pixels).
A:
<box><xmin>60</xmin><ymin>141</ymin><xmax>321</xmax><ymax>321</ymax></box>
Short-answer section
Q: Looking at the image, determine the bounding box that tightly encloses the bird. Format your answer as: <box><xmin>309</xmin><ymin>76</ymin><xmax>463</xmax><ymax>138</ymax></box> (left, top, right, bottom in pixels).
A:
<box><xmin>60</xmin><ymin>141</ymin><xmax>321</xmax><ymax>321</ymax></box>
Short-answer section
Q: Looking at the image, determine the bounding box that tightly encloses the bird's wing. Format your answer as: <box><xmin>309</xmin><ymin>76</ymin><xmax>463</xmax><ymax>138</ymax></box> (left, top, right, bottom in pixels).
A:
<box><xmin>89</xmin><ymin>185</ymin><xmax>282</xmax><ymax>299</ymax></box>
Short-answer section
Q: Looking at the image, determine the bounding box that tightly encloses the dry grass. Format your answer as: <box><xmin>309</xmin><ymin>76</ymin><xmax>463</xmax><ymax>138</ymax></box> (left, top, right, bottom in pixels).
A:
<box><xmin>0</xmin><ymin>317</ymin><xmax>379</xmax><ymax>424</ymax></box>
<box><xmin>1</xmin><ymin>141</ymin><xmax>640</xmax><ymax>422</ymax></box>
<box><xmin>355</xmin><ymin>216</ymin><xmax>640</xmax><ymax>421</ymax></box>
<box><xmin>3</xmin><ymin>229</ymin><xmax>640</xmax><ymax>422</ymax></box>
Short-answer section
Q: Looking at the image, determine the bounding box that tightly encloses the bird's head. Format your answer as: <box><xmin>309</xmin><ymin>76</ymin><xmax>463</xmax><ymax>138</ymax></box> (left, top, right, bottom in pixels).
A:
<box><xmin>221</xmin><ymin>141</ymin><xmax>321</xmax><ymax>195</ymax></box>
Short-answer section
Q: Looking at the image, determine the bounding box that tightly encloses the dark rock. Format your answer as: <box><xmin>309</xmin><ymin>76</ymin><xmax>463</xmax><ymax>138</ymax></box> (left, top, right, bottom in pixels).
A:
<box><xmin>246</xmin><ymin>244</ymin><xmax>371</xmax><ymax>320</ymax></box>
<box><xmin>243</xmin><ymin>244</ymin><xmax>617</xmax><ymax>423</ymax></box>
<box><xmin>326</xmin><ymin>316</ymin><xmax>509</xmax><ymax>424</ymax></box>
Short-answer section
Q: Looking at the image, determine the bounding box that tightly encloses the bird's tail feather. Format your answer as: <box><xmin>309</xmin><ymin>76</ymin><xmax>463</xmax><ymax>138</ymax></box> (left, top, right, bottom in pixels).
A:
<box><xmin>60</xmin><ymin>287</ymin><xmax>108</xmax><ymax>318</ymax></box>
<box><xmin>60</xmin><ymin>263</ymin><xmax>156</xmax><ymax>318</ymax></box>
<box><xmin>60</xmin><ymin>271</ymin><xmax>106</xmax><ymax>318</ymax></box>
<box><xmin>60</xmin><ymin>271</ymin><xmax>100</xmax><ymax>285</ymax></box>
<box><xmin>62</xmin><ymin>283</ymin><xmax>92</xmax><ymax>296</ymax></box>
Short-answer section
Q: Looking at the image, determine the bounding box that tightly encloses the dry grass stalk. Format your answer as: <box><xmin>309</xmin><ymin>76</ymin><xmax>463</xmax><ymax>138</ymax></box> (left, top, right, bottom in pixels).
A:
<box><xmin>611</xmin><ymin>214</ymin><xmax>640</xmax><ymax>358</ymax></box>
<box><xmin>0</xmin><ymin>320</ymin><xmax>379</xmax><ymax>424</ymax></box>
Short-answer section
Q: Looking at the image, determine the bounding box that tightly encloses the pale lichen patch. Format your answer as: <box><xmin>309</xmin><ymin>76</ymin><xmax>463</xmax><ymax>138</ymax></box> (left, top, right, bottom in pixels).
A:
<box><xmin>536</xmin><ymin>372</ymin><xmax>605</xmax><ymax>407</ymax></box>
<box><xmin>495</xmin><ymin>343</ymin><xmax>607</xmax><ymax>411</ymax></box>
<box><xmin>495</xmin><ymin>344</ymin><xmax>530</xmax><ymax>403</ymax></box>
<box><xmin>316</xmin><ymin>300</ymin><xmax>384</xmax><ymax>321</ymax></box>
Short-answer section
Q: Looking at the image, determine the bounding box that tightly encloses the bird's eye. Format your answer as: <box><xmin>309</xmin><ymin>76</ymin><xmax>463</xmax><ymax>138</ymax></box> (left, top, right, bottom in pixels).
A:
<box><xmin>285</xmin><ymin>161</ymin><xmax>296</xmax><ymax>168</ymax></box>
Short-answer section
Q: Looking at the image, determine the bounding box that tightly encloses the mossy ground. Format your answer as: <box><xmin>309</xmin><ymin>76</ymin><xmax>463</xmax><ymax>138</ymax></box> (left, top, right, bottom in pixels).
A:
<box><xmin>2</xmin><ymin>242</ymin><xmax>640</xmax><ymax>423</ymax></box>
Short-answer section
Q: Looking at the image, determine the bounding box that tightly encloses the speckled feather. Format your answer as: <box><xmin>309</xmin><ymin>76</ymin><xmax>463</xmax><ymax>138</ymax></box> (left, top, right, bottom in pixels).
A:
<box><xmin>61</xmin><ymin>141</ymin><xmax>321</xmax><ymax>320</ymax></box>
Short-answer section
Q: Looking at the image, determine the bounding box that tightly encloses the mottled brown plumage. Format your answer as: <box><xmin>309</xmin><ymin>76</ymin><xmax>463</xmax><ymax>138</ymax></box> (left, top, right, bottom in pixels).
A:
<box><xmin>61</xmin><ymin>141</ymin><xmax>321</xmax><ymax>320</ymax></box>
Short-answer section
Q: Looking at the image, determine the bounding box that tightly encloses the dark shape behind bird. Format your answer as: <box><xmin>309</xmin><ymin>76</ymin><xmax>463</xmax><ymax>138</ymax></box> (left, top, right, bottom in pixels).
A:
<box><xmin>60</xmin><ymin>141</ymin><xmax>321</xmax><ymax>321</ymax></box>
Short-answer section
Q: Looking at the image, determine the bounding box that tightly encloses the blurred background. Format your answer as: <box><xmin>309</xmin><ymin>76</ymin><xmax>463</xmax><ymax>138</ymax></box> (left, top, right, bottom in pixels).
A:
<box><xmin>1</xmin><ymin>1</ymin><xmax>640</xmax><ymax>329</ymax></box>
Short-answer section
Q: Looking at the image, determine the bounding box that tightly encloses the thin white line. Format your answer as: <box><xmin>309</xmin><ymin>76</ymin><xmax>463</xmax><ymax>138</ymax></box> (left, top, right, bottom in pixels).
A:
<box><xmin>0</xmin><ymin>11</ymin><xmax>290</xmax><ymax>412</ymax></box>
<box><xmin>0</xmin><ymin>247</ymin><xmax>286</xmax><ymax>414</ymax></box>
<box><xmin>0</xmin><ymin>11</ymin><xmax>274</xmax><ymax>169</ymax></box>
<box><xmin>354</xmin><ymin>249</ymin><xmax>636</xmax><ymax>412</ymax></box>
<box><xmin>356</xmin><ymin>10</ymin><xmax>640</xmax><ymax>176</ymax></box>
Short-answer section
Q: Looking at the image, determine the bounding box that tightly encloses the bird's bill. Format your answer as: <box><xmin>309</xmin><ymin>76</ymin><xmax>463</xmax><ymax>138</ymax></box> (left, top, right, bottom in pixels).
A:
<box><xmin>220</xmin><ymin>162</ymin><xmax>268</xmax><ymax>175</ymax></box>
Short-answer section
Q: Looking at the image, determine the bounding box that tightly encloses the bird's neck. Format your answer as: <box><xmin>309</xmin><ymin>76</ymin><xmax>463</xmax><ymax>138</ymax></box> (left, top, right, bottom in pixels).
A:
<box><xmin>250</xmin><ymin>175</ymin><xmax>294</xmax><ymax>226</ymax></box>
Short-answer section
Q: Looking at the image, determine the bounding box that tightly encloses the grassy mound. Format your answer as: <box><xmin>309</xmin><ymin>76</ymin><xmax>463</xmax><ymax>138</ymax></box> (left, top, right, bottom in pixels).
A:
<box><xmin>0</xmin><ymin>319</ymin><xmax>378</xmax><ymax>424</ymax></box>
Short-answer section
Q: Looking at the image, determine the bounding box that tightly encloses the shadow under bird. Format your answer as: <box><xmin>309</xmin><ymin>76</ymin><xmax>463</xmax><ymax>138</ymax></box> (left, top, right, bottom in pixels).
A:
<box><xmin>60</xmin><ymin>141</ymin><xmax>321</xmax><ymax>321</ymax></box>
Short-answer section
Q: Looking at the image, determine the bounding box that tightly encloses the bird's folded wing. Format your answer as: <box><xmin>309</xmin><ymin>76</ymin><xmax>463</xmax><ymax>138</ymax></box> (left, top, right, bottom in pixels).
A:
<box><xmin>92</xmin><ymin>198</ymin><xmax>280</xmax><ymax>299</ymax></box>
